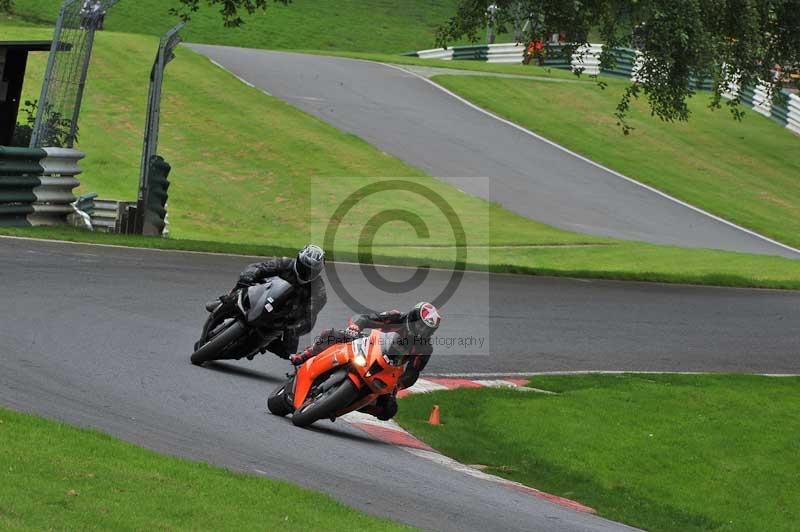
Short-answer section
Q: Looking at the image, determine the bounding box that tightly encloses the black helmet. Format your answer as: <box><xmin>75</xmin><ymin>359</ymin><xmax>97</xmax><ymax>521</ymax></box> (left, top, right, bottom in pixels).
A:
<box><xmin>406</xmin><ymin>302</ymin><xmax>441</xmax><ymax>338</ymax></box>
<box><xmin>294</xmin><ymin>244</ymin><xmax>325</xmax><ymax>284</ymax></box>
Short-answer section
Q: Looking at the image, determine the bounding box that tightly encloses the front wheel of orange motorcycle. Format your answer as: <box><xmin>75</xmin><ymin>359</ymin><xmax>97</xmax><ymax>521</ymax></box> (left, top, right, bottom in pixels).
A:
<box><xmin>291</xmin><ymin>375</ymin><xmax>357</xmax><ymax>428</ymax></box>
<box><xmin>267</xmin><ymin>379</ymin><xmax>294</xmax><ymax>417</ymax></box>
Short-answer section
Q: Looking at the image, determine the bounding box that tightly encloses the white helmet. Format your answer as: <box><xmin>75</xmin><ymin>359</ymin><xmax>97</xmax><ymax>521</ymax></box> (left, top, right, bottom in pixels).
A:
<box><xmin>294</xmin><ymin>244</ymin><xmax>325</xmax><ymax>284</ymax></box>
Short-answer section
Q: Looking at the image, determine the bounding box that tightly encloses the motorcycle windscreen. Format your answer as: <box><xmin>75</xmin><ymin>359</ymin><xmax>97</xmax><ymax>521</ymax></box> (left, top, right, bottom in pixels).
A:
<box><xmin>246</xmin><ymin>276</ymin><xmax>295</xmax><ymax>324</ymax></box>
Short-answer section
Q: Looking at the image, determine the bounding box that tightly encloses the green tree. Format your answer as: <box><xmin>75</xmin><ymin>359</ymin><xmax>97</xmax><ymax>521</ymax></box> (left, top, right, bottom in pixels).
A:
<box><xmin>172</xmin><ymin>0</ymin><xmax>289</xmax><ymax>28</ymax></box>
<box><xmin>0</xmin><ymin>0</ymin><xmax>13</xmax><ymax>14</ymax></box>
<box><xmin>438</xmin><ymin>1</ymin><xmax>800</xmax><ymax>132</ymax></box>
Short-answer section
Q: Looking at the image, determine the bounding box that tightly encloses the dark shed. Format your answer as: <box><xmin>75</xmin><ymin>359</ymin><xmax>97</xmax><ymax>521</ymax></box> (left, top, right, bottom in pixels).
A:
<box><xmin>0</xmin><ymin>41</ymin><xmax>53</xmax><ymax>146</ymax></box>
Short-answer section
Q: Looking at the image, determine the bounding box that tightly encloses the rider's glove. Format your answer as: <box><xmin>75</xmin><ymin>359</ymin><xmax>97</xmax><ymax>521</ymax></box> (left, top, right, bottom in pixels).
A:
<box><xmin>347</xmin><ymin>323</ymin><xmax>361</xmax><ymax>334</ymax></box>
<box><xmin>290</xmin><ymin>349</ymin><xmax>311</xmax><ymax>366</ymax></box>
<box><xmin>237</xmin><ymin>273</ymin><xmax>256</xmax><ymax>287</ymax></box>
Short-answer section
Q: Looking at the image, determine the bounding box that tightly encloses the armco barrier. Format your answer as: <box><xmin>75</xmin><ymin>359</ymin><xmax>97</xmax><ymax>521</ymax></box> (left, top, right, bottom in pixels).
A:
<box><xmin>411</xmin><ymin>42</ymin><xmax>800</xmax><ymax>136</ymax></box>
<box><xmin>74</xmin><ymin>192</ymin><xmax>98</xmax><ymax>217</ymax></box>
<box><xmin>787</xmin><ymin>94</ymin><xmax>800</xmax><ymax>134</ymax></box>
<box><xmin>0</xmin><ymin>146</ymin><xmax>83</xmax><ymax>226</ymax></box>
<box><xmin>484</xmin><ymin>43</ymin><xmax>525</xmax><ymax>64</ymax></box>
<box><xmin>417</xmin><ymin>47</ymin><xmax>453</xmax><ymax>60</ymax></box>
<box><xmin>92</xmin><ymin>198</ymin><xmax>127</xmax><ymax>232</ymax></box>
<box><xmin>571</xmin><ymin>44</ymin><xmax>602</xmax><ymax>75</ymax></box>
<box><xmin>70</xmin><ymin>194</ymin><xmax>140</xmax><ymax>233</ymax></box>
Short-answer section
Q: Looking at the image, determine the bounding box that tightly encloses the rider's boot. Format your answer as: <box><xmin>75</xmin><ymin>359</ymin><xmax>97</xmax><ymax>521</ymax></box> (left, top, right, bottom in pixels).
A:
<box><xmin>358</xmin><ymin>394</ymin><xmax>398</xmax><ymax>421</ymax></box>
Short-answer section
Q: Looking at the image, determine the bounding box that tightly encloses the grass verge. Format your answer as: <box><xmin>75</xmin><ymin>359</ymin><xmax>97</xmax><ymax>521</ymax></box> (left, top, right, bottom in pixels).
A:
<box><xmin>2</xmin><ymin>25</ymin><xmax>799</xmax><ymax>290</ymax></box>
<box><xmin>0</xmin><ymin>407</ymin><xmax>410</xmax><ymax>531</ymax></box>
<box><xmin>4</xmin><ymin>0</ymin><xmax>463</xmax><ymax>54</ymax></box>
<box><xmin>395</xmin><ymin>374</ymin><xmax>800</xmax><ymax>532</ymax></box>
<box><xmin>432</xmin><ymin>75</ymin><xmax>800</xmax><ymax>250</ymax></box>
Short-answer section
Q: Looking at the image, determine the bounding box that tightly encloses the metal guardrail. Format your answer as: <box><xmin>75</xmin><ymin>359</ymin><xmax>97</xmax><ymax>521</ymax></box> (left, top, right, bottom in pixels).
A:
<box><xmin>412</xmin><ymin>42</ymin><xmax>800</xmax><ymax>136</ymax></box>
<box><xmin>74</xmin><ymin>192</ymin><xmax>98</xmax><ymax>216</ymax></box>
<box><xmin>70</xmin><ymin>194</ymin><xmax>169</xmax><ymax>235</ymax></box>
<box><xmin>787</xmin><ymin>97</ymin><xmax>800</xmax><ymax>135</ymax></box>
<box><xmin>92</xmin><ymin>198</ymin><xmax>127</xmax><ymax>232</ymax></box>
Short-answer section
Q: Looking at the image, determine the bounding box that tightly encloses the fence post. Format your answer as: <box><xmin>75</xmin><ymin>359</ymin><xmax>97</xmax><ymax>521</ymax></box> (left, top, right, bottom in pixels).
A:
<box><xmin>135</xmin><ymin>22</ymin><xmax>184</xmax><ymax>236</ymax></box>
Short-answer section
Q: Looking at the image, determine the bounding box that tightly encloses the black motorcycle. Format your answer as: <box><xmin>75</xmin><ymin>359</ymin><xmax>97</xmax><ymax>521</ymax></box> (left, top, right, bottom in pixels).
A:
<box><xmin>190</xmin><ymin>276</ymin><xmax>295</xmax><ymax>366</ymax></box>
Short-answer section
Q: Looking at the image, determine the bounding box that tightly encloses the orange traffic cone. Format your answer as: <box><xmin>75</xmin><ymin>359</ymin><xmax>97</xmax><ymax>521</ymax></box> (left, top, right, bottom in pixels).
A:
<box><xmin>428</xmin><ymin>404</ymin><xmax>440</xmax><ymax>425</ymax></box>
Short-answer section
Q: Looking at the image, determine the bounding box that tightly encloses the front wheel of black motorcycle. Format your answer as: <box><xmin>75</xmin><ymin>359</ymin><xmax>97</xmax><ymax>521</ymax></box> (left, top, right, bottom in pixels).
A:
<box><xmin>291</xmin><ymin>377</ymin><xmax>357</xmax><ymax>428</ymax></box>
<box><xmin>190</xmin><ymin>321</ymin><xmax>246</xmax><ymax>366</ymax></box>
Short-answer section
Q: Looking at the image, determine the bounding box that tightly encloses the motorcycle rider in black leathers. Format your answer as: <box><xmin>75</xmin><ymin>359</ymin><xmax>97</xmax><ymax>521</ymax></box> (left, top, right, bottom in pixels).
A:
<box><xmin>201</xmin><ymin>244</ymin><xmax>327</xmax><ymax>359</ymax></box>
<box><xmin>289</xmin><ymin>302</ymin><xmax>442</xmax><ymax>420</ymax></box>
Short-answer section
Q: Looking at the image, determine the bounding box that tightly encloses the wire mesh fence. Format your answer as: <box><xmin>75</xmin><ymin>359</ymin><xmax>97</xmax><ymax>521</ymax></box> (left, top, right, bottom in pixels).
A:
<box><xmin>30</xmin><ymin>0</ymin><xmax>121</xmax><ymax>148</ymax></box>
<box><xmin>139</xmin><ymin>22</ymin><xmax>184</xmax><ymax>195</ymax></box>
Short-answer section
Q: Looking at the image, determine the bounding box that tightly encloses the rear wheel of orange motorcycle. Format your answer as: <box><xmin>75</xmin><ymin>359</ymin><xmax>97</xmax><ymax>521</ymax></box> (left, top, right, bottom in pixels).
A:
<box><xmin>292</xmin><ymin>377</ymin><xmax>357</xmax><ymax>428</ymax></box>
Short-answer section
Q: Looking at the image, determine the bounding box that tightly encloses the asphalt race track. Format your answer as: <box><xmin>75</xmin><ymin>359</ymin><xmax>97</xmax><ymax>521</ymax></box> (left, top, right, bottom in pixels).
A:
<box><xmin>2</xmin><ymin>238</ymin><xmax>799</xmax><ymax>531</ymax></box>
<box><xmin>1</xmin><ymin>238</ymin><xmax>637</xmax><ymax>532</ymax></box>
<box><xmin>187</xmin><ymin>45</ymin><xmax>800</xmax><ymax>260</ymax></box>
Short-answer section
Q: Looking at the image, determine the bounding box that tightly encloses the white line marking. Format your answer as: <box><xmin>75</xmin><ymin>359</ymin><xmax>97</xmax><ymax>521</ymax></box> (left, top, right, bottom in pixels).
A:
<box><xmin>474</xmin><ymin>379</ymin><xmax>522</xmax><ymax>388</ymax></box>
<box><xmin>0</xmin><ymin>234</ymin><xmax>513</xmax><ymax>276</ymax></box>
<box><xmin>253</xmin><ymin>469</ymin><xmax>268</xmax><ymax>475</ymax></box>
<box><xmin>341</xmin><ymin>378</ymin><xmax>595</xmax><ymax>513</ymax></box>
<box><xmin>286</xmin><ymin>95</ymin><xmax>326</xmax><ymax>102</ymax></box>
<box><xmin>379</xmin><ymin>63</ymin><xmax>800</xmax><ymax>258</ymax></box>
<box><xmin>2</xmin><ymin>234</ymin><xmax>797</xmax><ymax>293</ymax></box>
<box><xmin>404</xmin><ymin>378</ymin><xmax>449</xmax><ymax>394</ymax></box>
<box><xmin>341</xmin><ymin>411</ymin><xmax>406</xmax><ymax>430</ymax></box>
<box><xmin>475</xmin><ymin>379</ymin><xmax>555</xmax><ymax>394</ymax></box>
<box><xmin>427</xmin><ymin>371</ymin><xmax>800</xmax><ymax>378</ymax></box>
<box><xmin>405</xmin><ymin>448</ymin><xmax>501</xmax><ymax>481</ymax></box>
<box><xmin>208</xmin><ymin>58</ymin><xmax>256</xmax><ymax>89</ymax></box>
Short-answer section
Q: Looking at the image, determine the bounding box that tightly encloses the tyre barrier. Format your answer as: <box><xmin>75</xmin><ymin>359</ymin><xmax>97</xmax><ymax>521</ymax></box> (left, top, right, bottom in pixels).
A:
<box><xmin>0</xmin><ymin>146</ymin><xmax>83</xmax><ymax>227</ymax></box>
<box><xmin>140</xmin><ymin>155</ymin><xmax>171</xmax><ymax>237</ymax></box>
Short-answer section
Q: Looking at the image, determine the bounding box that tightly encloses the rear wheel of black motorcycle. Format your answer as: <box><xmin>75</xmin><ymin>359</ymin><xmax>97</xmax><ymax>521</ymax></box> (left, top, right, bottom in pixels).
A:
<box><xmin>190</xmin><ymin>321</ymin><xmax>246</xmax><ymax>366</ymax></box>
<box><xmin>292</xmin><ymin>378</ymin><xmax>357</xmax><ymax>428</ymax></box>
<box><xmin>267</xmin><ymin>381</ymin><xmax>293</xmax><ymax>417</ymax></box>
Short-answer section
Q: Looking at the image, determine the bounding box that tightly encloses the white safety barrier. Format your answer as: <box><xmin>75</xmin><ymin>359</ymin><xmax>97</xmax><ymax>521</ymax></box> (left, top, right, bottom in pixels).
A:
<box><xmin>417</xmin><ymin>47</ymin><xmax>454</xmax><ymax>60</ymax></box>
<box><xmin>412</xmin><ymin>42</ymin><xmax>799</xmax><ymax>136</ymax></box>
<box><xmin>571</xmin><ymin>44</ymin><xmax>602</xmax><ymax>75</ymax></box>
<box><xmin>751</xmin><ymin>82</ymin><xmax>773</xmax><ymax>117</ymax></box>
<box><xmin>92</xmin><ymin>199</ymin><xmax>127</xmax><ymax>232</ymax></box>
<box><xmin>788</xmin><ymin>94</ymin><xmax>800</xmax><ymax>135</ymax></box>
<box><xmin>486</xmin><ymin>42</ymin><xmax>525</xmax><ymax>63</ymax></box>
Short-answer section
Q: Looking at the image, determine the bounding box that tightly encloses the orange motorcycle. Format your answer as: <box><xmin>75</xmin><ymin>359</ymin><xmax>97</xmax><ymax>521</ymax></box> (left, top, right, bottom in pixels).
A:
<box><xmin>267</xmin><ymin>330</ymin><xmax>405</xmax><ymax>427</ymax></box>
